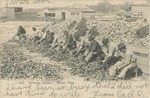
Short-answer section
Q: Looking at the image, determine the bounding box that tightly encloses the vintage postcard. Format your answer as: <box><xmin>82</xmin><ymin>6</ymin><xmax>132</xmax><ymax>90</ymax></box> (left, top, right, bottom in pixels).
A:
<box><xmin>0</xmin><ymin>0</ymin><xmax>149</xmax><ymax>98</ymax></box>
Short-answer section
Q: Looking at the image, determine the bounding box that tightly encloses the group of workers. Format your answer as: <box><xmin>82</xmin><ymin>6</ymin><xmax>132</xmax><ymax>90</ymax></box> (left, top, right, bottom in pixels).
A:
<box><xmin>13</xmin><ymin>20</ymin><xmax>138</xmax><ymax>80</ymax></box>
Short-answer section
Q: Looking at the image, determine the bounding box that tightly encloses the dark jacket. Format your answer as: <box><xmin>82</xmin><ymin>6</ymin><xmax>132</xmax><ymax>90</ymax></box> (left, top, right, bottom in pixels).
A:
<box><xmin>17</xmin><ymin>27</ymin><xmax>26</xmax><ymax>36</ymax></box>
<box><xmin>89</xmin><ymin>40</ymin><xmax>103</xmax><ymax>54</ymax></box>
<box><xmin>75</xmin><ymin>18</ymin><xmax>86</xmax><ymax>30</ymax></box>
<box><xmin>89</xmin><ymin>26</ymin><xmax>99</xmax><ymax>37</ymax></box>
<box><xmin>68</xmin><ymin>21</ymin><xmax>77</xmax><ymax>30</ymax></box>
<box><xmin>136</xmin><ymin>24</ymin><xmax>149</xmax><ymax>38</ymax></box>
<box><xmin>45</xmin><ymin>32</ymin><xmax>54</xmax><ymax>44</ymax></box>
<box><xmin>74</xmin><ymin>26</ymin><xmax>88</xmax><ymax>41</ymax></box>
<box><xmin>65</xmin><ymin>34</ymin><xmax>76</xmax><ymax>50</ymax></box>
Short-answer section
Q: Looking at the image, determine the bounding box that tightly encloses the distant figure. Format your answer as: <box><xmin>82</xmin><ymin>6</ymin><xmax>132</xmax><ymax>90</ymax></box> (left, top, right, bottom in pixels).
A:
<box><xmin>13</xmin><ymin>25</ymin><xmax>26</xmax><ymax>40</ymax></box>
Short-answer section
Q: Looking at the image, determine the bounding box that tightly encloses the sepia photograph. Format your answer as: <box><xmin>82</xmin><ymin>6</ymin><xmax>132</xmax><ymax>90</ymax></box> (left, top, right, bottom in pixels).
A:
<box><xmin>0</xmin><ymin>0</ymin><xmax>149</xmax><ymax>98</ymax></box>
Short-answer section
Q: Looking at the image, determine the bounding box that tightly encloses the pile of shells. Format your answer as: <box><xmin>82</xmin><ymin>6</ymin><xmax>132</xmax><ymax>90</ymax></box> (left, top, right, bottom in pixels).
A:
<box><xmin>0</xmin><ymin>41</ymin><xmax>64</xmax><ymax>81</ymax></box>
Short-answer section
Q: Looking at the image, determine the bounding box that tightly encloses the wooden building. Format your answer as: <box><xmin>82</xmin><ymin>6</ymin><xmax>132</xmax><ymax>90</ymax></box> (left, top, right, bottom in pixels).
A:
<box><xmin>131</xmin><ymin>5</ymin><xmax>149</xmax><ymax>22</ymax></box>
<box><xmin>0</xmin><ymin>7</ymin><xmax>38</xmax><ymax>20</ymax></box>
<box><xmin>66</xmin><ymin>4</ymin><xmax>96</xmax><ymax>20</ymax></box>
<box><xmin>0</xmin><ymin>7</ymin><xmax>23</xmax><ymax>19</ymax></box>
<box><xmin>42</xmin><ymin>4</ymin><xmax>96</xmax><ymax>21</ymax></box>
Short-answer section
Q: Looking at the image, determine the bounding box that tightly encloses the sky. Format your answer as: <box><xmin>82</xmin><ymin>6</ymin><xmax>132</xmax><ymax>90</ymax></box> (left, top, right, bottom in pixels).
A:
<box><xmin>0</xmin><ymin>0</ymin><xmax>148</xmax><ymax>8</ymax></box>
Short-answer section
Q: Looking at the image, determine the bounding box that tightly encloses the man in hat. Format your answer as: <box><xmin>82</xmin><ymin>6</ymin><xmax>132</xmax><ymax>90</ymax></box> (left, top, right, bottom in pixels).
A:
<box><xmin>108</xmin><ymin>43</ymin><xmax>137</xmax><ymax>80</ymax></box>
<box><xmin>32</xmin><ymin>25</ymin><xmax>49</xmax><ymax>44</ymax></box>
<box><xmin>50</xmin><ymin>30</ymin><xmax>67</xmax><ymax>51</ymax></box>
<box><xmin>74</xmin><ymin>31</ymin><xmax>90</xmax><ymax>57</ymax></box>
<box><xmin>38</xmin><ymin>29</ymin><xmax>48</xmax><ymax>43</ymax></box>
<box><xmin>13</xmin><ymin>25</ymin><xmax>26</xmax><ymax>40</ymax></box>
<box><xmin>41</xmin><ymin>30</ymin><xmax>55</xmax><ymax>47</ymax></box>
<box><xmin>62</xmin><ymin>31</ymin><xmax>76</xmax><ymax>54</ymax></box>
<box><xmin>32</xmin><ymin>27</ymin><xmax>41</xmax><ymax>44</ymax></box>
<box><xmin>73</xmin><ymin>26</ymin><xmax>88</xmax><ymax>42</ymax></box>
<box><xmin>101</xmin><ymin>38</ymin><xmax>122</xmax><ymax>70</ymax></box>
<box><xmin>83</xmin><ymin>35</ymin><xmax>105</xmax><ymax>63</ymax></box>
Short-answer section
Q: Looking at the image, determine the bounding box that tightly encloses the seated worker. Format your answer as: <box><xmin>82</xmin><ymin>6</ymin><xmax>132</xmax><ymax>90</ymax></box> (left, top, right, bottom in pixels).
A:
<box><xmin>74</xmin><ymin>31</ymin><xmax>90</xmax><ymax>57</ymax></box>
<box><xmin>62</xmin><ymin>31</ymin><xmax>77</xmax><ymax>54</ymax></box>
<box><xmin>13</xmin><ymin>25</ymin><xmax>26</xmax><ymax>40</ymax></box>
<box><xmin>32</xmin><ymin>27</ymin><xmax>41</xmax><ymax>44</ymax></box>
<box><xmin>32</xmin><ymin>25</ymin><xmax>49</xmax><ymax>44</ymax></box>
<box><xmin>71</xmin><ymin>26</ymin><xmax>88</xmax><ymax>54</ymax></box>
<box><xmin>101</xmin><ymin>38</ymin><xmax>122</xmax><ymax>70</ymax></box>
<box><xmin>83</xmin><ymin>36</ymin><xmax>105</xmax><ymax>63</ymax></box>
<box><xmin>50</xmin><ymin>31</ymin><xmax>66</xmax><ymax>51</ymax></box>
<box><xmin>35</xmin><ymin>25</ymin><xmax>49</xmax><ymax>45</ymax></box>
<box><xmin>108</xmin><ymin>43</ymin><xmax>137</xmax><ymax>80</ymax></box>
<box><xmin>37</xmin><ymin>29</ymin><xmax>47</xmax><ymax>44</ymax></box>
<box><xmin>42</xmin><ymin>30</ymin><xmax>55</xmax><ymax>47</ymax></box>
<box><xmin>74</xmin><ymin>26</ymin><xmax>88</xmax><ymax>38</ymax></box>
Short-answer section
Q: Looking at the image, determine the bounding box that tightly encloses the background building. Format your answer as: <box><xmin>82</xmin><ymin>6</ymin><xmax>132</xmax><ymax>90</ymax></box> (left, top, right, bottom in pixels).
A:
<box><xmin>41</xmin><ymin>4</ymin><xmax>96</xmax><ymax>21</ymax></box>
<box><xmin>66</xmin><ymin>4</ymin><xmax>96</xmax><ymax>20</ymax></box>
<box><xmin>0</xmin><ymin>7</ymin><xmax>38</xmax><ymax>20</ymax></box>
<box><xmin>131</xmin><ymin>5</ymin><xmax>149</xmax><ymax>22</ymax></box>
<box><xmin>42</xmin><ymin>7</ymin><xmax>66</xmax><ymax>21</ymax></box>
<box><xmin>0</xmin><ymin>7</ymin><xmax>22</xmax><ymax>19</ymax></box>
